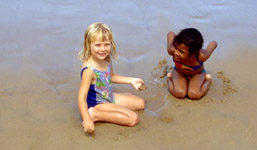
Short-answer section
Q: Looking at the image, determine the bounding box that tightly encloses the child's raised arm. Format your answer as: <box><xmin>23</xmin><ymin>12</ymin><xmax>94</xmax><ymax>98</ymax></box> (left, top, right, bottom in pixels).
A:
<box><xmin>167</xmin><ymin>31</ymin><xmax>176</xmax><ymax>56</ymax></box>
<box><xmin>199</xmin><ymin>41</ymin><xmax>218</xmax><ymax>62</ymax></box>
<box><xmin>78</xmin><ymin>68</ymin><xmax>95</xmax><ymax>134</ymax></box>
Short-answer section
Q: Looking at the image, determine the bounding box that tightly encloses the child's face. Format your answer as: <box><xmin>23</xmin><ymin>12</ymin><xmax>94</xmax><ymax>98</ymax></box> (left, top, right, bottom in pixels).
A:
<box><xmin>173</xmin><ymin>43</ymin><xmax>190</xmax><ymax>60</ymax></box>
<box><xmin>90</xmin><ymin>38</ymin><xmax>111</xmax><ymax>61</ymax></box>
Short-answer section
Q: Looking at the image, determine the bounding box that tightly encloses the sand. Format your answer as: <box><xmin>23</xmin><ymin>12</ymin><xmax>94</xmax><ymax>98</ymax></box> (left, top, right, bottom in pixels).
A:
<box><xmin>1</xmin><ymin>0</ymin><xmax>257</xmax><ymax>150</ymax></box>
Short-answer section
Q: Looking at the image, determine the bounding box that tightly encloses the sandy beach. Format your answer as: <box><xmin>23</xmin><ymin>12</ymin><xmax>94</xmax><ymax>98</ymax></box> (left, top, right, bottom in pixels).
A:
<box><xmin>1</xmin><ymin>0</ymin><xmax>257</xmax><ymax>149</ymax></box>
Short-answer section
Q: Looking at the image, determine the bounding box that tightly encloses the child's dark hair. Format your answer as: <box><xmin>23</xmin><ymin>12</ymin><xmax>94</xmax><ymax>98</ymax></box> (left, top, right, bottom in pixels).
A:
<box><xmin>173</xmin><ymin>28</ymin><xmax>203</xmax><ymax>55</ymax></box>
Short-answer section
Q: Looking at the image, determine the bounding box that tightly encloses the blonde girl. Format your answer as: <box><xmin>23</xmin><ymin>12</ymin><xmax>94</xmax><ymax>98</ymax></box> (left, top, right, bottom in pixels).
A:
<box><xmin>78</xmin><ymin>22</ymin><xmax>145</xmax><ymax>135</ymax></box>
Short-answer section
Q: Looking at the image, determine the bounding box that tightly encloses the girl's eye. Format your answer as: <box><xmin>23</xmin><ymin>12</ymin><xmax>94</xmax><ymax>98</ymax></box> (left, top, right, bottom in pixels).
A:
<box><xmin>179</xmin><ymin>50</ymin><xmax>184</xmax><ymax>54</ymax></box>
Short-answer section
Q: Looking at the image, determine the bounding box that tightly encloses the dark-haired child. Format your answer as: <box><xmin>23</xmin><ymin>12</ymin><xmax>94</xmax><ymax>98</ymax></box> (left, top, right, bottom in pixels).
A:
<box><xmin>167</xmin><ymin>28</ymin><xmax>217</xmax><ymax>100</ymax></box>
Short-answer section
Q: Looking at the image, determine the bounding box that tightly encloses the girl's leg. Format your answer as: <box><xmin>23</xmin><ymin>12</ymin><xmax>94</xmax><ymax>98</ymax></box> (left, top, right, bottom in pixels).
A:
<box><xmin>167</xmin><ymin>69</ymin><xmax>188</xmax><ymax>99</ymax></box>
<box><xmin>188</xmin><ymin>73</ymin><xmax>212</xmax><ymax>100</ymax></box>
<box><xmin>114</xmin><ymin>93</ymin><xmax>144</xmax><ymax>111</ymax></box>
<box><xmin>89</xmin><ymin>103</ymin><xmax>139</xmax><ymax>127</ymax></box>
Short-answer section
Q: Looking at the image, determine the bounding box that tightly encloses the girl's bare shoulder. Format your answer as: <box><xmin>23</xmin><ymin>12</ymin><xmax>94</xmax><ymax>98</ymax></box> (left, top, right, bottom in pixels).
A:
<box><xmin>81</xmin><ymin>62</ymin><xmax>87</xmax><ymax>68</ymax></box>
<box><xmin>81</xmin><ymin>60</ymin><xmax>92</xmax><ymax>69</ymax></box>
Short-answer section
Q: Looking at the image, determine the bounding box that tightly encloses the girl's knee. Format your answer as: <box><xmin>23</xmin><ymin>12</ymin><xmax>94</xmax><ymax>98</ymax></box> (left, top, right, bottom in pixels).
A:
<box><xmin>128</xmin><ymin>112</ymin><xmax>139</xmax><ymax>127</ymax></box>
<box><xmin>137</xmin><ymin>97</ymin><xmax>145</xmax><ymax>110</ymax></box>
<box><xmin>188</xmin><ymin>90</ymin><xmax>201</xmax><ymax>100</ymax></box>
<box><xmin>173</xmin><ymin>89</ymin><xmax>187</xmax><ymax>99</ymax></box>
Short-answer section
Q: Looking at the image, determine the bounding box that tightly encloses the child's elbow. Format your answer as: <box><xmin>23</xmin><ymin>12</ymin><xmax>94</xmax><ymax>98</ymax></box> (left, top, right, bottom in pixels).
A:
<box><xmin>167</xmin><ymin>48</ymin><xmax>173</xmax><ymax>55</ymax></box>
<box><xmin>211</xmin><ymin>41</ymin><xmax>218</xmax><ymax>48</ymax></box>
<box><xmin>78</xmin><ymin>94</ymin><xmax>85</xmax><ymax>103</ymax></box>
<box><xmin>167</xmin><ymin>31</ymin><xmax>175</xmax><ymax>37</ymax></box>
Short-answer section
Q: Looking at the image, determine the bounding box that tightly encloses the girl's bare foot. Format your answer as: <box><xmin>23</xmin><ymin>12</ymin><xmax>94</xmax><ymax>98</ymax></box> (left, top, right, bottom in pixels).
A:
<box><xmin>88</xmin><ymin>107</ymin><xmax>96</xmax><ymax>122</ymax></box>
<box><xmin>167</xmin><ymin>72</ymin><xmax>172</xmax><ymax>78</ymax></box>
<box><xmin>205</xmin><ymin>74</ymin><xmax>212</xmax><ymax>83</ymax></box>
<box><xmin>202</xmin><ymin>74</ymin><xmax>212</xmax><ymax>88</ymax></box>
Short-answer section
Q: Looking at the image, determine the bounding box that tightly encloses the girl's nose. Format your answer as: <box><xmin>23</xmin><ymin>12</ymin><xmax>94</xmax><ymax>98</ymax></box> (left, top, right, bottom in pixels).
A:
<box><xmin>100</xmin><ymin>45</ymin><xmax>105</xmax><ymax>50</ymax></box>
<box><xmin>174</xmin><ymin>50</ymin><xmax>179</xmax><ymax>56</ymax></box>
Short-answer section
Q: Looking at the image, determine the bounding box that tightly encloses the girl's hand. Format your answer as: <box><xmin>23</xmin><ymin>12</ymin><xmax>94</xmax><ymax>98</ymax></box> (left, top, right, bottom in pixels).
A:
<box><xmin>82</xmin><ymin>118</ymin><xmax>95</xmax><ymax>136</ymax></box>
<box><xmin>131</xmin><ymin>78</ymin><xmax>144</xmax><ymax>90</ymax></box>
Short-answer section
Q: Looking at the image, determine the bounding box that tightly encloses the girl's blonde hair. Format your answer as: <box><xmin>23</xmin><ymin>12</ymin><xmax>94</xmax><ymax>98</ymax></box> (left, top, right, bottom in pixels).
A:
<box><xmin>78</xmin><ymin>22</ymin><xmax>117</xmax><ymax>62</ymax></box>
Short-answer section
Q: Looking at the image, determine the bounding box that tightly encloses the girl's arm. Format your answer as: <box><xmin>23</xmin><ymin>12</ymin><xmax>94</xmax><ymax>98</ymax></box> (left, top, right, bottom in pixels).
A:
<box><xmin>111</xmin><ymin>63</ymin><xmax>144</xmax><ymax>90</ymax></box>
<box><xmin>78</xmin><ymin>68</ymin><xmax>94</xmax><ymax>134</ymax></box>
<box><xmin>199</xmin><ymin>41</ymin><xmax>217</xmax><ymax>62</ymax></box>
<box><xmin>167</xmin><ymin>31</ymin><xmax>175</xmax><ymax>56</ymax></box>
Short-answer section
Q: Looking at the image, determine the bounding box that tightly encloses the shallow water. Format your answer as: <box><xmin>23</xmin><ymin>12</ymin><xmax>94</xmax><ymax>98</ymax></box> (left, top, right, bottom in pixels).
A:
<box><xmin>1</xmin><ymin>0</ymin><xmax>257</xmax><ymax>149</ymax></box>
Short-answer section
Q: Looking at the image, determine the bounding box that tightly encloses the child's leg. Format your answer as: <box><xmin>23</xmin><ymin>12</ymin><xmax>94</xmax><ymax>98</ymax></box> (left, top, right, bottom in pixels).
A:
<box><xmin>188</xmin><ymin>73</ymin><xmax>212</xmax><ymax>100</ymax></box>
<box><xmin>89</xmin><ymin>103</ymin><xmax>139</xmax><ymax>127</ymax></box>
<box><xmin>167</xmin><ymin>69</ymin><xmax>188</xmax><ymax>99</ymax></box>
<box><xmin>114</xmin><ymin>93</ymin><xmax>144</xmax><ymax>111</ymax></box>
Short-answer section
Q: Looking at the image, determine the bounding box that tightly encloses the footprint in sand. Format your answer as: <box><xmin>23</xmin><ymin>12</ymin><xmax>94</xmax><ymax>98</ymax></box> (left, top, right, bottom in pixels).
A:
<box><xmin>217</xmin><ymin>71</ymin><xmax>238</xmax><ymax>95</ymax></box>
<box><xmin>151</xmin><ymin>56</ymin><xmax>173</xmax><ymax>80</ymax></box>
<box><xmin>112</xmin><ymin>126</ymin><xmax>141</xmax><ymax>141</ymax></box>
<box><xmin>159</xmin><ymin>115</ymin><xmax>174</xmax><ymax>123</ymax></box>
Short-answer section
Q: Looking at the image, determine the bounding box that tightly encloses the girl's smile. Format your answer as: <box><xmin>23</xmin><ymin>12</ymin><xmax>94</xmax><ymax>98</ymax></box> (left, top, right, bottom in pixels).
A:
<box><xmin>90</xmin><ymin>39</ymin><xmax>111</xmax><ymax>60</ymax></box>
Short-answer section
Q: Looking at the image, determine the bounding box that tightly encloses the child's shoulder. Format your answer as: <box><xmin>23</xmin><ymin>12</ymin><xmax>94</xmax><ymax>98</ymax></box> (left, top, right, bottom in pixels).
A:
<box><xmin>81</xmin><ymin>61</ymin><xmax>89</xmax><ymax>69</ymax></box>
<box><xmin>80</xmin><ymin>61</ymin><xmax>94</xmax><ymax>79</ymax></box>
<box><xmin>81</xmin><ymin>61</ymin><xmax>94</xmax><ymax>74</ymax></box>
<box><xmin>82</xmin><ymin>60</ymin><xmax>94</xmax><ymax>69</ymax></box>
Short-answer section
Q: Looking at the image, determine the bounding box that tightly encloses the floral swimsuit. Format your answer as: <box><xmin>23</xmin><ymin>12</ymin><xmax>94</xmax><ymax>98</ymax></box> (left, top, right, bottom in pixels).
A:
<box><xmin>81</xmin><ymin>64</ymin><xmax>114</xmax><ymax>108</ymax></box>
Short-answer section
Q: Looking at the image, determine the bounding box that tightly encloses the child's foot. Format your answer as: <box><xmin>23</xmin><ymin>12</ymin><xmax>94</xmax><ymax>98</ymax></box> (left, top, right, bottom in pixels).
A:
<box><xmin>88</xmin><ymin>107</ymin><xmax>96</xmax><ymax>122</ymax></box>
<box><xmin>167</xmin><ymin>72</ymin><xmax>172</xmax><ymax>78</ymax></box>
<box><xmin>203</xmin><ymin>74</ymin><xmax>212</xmax><ymax>87</ymax></box>
<box><xmin>206</xmin><ymin>74</ymin><xmax>212</xmax><ymax>82</ymax></box>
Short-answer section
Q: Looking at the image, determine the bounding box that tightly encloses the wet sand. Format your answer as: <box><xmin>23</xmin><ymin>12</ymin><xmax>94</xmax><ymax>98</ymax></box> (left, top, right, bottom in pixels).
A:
<box><xmin>1</xmin><ymin>0</ymin><xmax>257</xmax><ymax>149</ymax></box>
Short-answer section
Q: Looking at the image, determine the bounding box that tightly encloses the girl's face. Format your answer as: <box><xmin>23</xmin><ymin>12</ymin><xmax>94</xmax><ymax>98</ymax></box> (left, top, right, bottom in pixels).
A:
<box><xmin>90</xmin><ymin>37</ymin><xmax>111</xmax><ymax>61</ymax></box>
<box><xmin>173</xmin><ymin>43</ymin><xmax>190</xmax><ymax>60</ymax></box>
